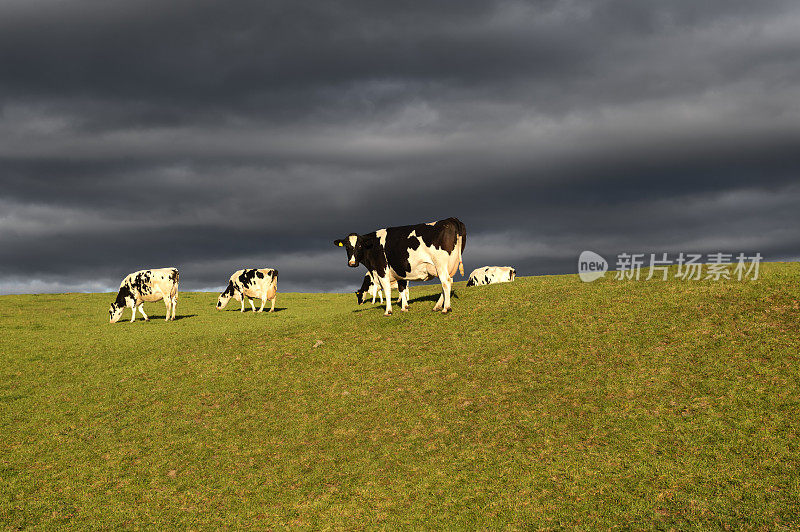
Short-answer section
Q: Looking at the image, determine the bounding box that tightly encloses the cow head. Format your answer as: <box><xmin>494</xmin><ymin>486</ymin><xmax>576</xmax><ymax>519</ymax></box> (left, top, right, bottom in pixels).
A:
<box><xmin>333</xmin><ymin>233</ymin><xmax>363</xmax><ymax>267</ymax></box>
<box><xmin>216</xmin><ymin>281</ymin><xmax>240</xmax><ymax>310</ymax></box>
<box><xmin>355</xmin><ymin>273</ymin><xmax>373</xmax><ymax>305</ymax></box>
<box><xmin>108</xmin><ymin>286</ymin><xmax>133</xmax><ymax>323</ymax></box>
<box><xmin>108</xmin><ymin>303</ymin><xmax>124</xmax><ymax>323</ymax></box>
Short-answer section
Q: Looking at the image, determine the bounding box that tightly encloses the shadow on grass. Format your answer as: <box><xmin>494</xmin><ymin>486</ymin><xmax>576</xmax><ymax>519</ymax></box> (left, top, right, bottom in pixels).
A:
<box><xmin>219</xmin><ymin>308</ymin><xmax>288</xmax><ymax>313</ymax></box>
<box><xmin>141</xmin><ymin>314</ymin><xmax>197</xmax><ymax>321</ymax></box>
<box><xmin>350</xmin><ymin>291</ymin><xmax>459</xmax><ymax>312</ymax></box>
<box><xmin>351</xmin><ymin>306</ymin><xmax>380</xmax><ymax>313</ymax></box>
<box><xmin>407</xmin><ymin>290</ymin><xmax>459</xmax><ymax>304</ymax></box>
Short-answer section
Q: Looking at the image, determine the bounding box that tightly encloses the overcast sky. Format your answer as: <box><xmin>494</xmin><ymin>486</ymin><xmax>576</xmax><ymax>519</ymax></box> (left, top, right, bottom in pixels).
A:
<box><xmin>1</xmin><ymin>0</ymin><xmax>799</xmax><ymax>294</ymax></box>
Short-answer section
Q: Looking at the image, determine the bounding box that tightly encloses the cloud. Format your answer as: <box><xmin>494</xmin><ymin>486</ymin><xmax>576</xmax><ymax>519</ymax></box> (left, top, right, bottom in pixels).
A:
<box><xmin>1</xmin><ymin>0</ymin><xmax>799</xmax><ymax>294</ymax></box>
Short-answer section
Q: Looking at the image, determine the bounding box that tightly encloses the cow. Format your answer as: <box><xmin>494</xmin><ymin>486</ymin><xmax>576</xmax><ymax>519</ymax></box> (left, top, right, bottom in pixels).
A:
<box><xmin>216</xmin><ymin>268</ymin><xmax>278</xmax><ymax>313</ymax></box>
<box><xmin>355</xmin><ymin>272</ymin><xmax>409</xmax><ymax>305</ymax></box>
<box><xmin>335</xmin><ymin>217</ymin><xmax>466</xmax><ymax>315</ymax></box>
<box><xmin>466</xmin><ymin>266</ymin><xmax>517</xmax><ymax>287</ymax></box>
<box><xmin>108</xmin><ymin>268</ymin><xmax>179</xmax><ymax>323</ymax></box>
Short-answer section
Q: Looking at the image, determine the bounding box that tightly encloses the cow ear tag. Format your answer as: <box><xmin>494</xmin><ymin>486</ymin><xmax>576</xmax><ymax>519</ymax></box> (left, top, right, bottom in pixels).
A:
<box><xmin>338</xmin><ymin>242</ymin><xmax>343</xmax><ymax>247</ymax></box>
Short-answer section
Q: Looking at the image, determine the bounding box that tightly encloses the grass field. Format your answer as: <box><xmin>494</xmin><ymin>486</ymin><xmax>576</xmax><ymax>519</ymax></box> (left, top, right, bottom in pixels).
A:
<box><xmin>1</xmin><ymin>263</ymin><xmax>799</xmax><ymax>529</ymax></box>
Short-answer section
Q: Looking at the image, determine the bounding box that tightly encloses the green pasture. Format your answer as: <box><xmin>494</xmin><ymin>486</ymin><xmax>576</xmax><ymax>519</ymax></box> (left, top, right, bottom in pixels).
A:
<box><xmin>1</xmin><ymin>263</ymin><xmax>799</xmax><ymax>529</ymax></box>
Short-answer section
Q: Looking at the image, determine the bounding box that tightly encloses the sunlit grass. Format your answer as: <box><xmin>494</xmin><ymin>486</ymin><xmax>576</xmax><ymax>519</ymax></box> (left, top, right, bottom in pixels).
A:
<box><xmin>1</xmin><ymin>263</ymin><xmax>799</xmax><ymax>528</ymax></box>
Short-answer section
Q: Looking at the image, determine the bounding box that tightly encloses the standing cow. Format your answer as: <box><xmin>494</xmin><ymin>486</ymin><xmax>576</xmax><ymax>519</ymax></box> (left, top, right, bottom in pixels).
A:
<box><xmin>108</xmin><ymin>268</ymin><xmax>179</xmax><ymax>323</ymax></box>
<box><xmin>466</xmin><ymin>266</ymin><xmax>517</xmax><ymax>287</ymax></box>
<box><xmin>335</xmin><ymin>217</ymin><xmax>466</xmax><ymax>315</ymax></box>
<box><xmin>217</xmin><ymin>268</ymin><xmax>278</xmax><ymax>313</ymax></box>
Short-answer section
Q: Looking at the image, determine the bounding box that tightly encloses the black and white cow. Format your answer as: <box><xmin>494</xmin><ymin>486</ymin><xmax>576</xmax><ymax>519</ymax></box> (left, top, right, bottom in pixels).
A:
<box><xmin>109</xmin><ymin>268</ymin><xmax>179</xmax><ymax>323</ymax></box>
<box><xmin>355</xmin><ymin>272</ymin><xmax>408</xmax><ymax>305</ymax></box>
<box><xmin>216</xmin><ymin>268</ymin><xmax>278</xmax><ymax>312</ymax></box>
<box><xmin>466</xmin><ymin>266</ymin><xmax>516</xmax><ymax>287</ymax></box>
<box><xmin>335</xmin><ymin>217</ymin><xmax>466</xmax><ymax>315</ymax></box>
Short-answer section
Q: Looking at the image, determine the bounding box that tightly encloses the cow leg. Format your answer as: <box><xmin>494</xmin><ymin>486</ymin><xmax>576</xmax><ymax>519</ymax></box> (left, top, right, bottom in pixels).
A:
<box><xmin>430</xmin><ymin>259</ymin><xmax>452</xmax><ymax>313</ymax></box>
<box><xmin>379</xmin><ymin>276</ymin><xmax>393</xmax><ymax>316</ymax></box>
<box><xmin>248</xmin><ymin>298</ymin><xmax>256</xmax><ymax>312</ymax></box>
<box><xmin>434</xmin><ymin>271</ymin><xmax>452</xmax><ymax>313</ymax></box>
<box><xmin>432</xmin><ymin>277</ymin><xmax>444</xmax><ymax>311</ymax></box>
<box><xmin>440</xmin><ymin>273</ymin><xmax>453</xmax><ymax>313</ymax></box>
<box><xmin>171</xmin><ymin>296</ymin><xmax>177</xmax><ymax>320</ymax></box>
<box><xmin>137</xmin><ymin>304</ymin><xmax>149</xmax><ymax>321</ymax></box>
<box><xmin>397</xmin><ymin>280</ymin><xmax>409</xmax><ymax>311</ymax></box>
<box><xmin>130</xmin><ymin>305</ymin><xmax>137</xmax><ymax>322</ymax></box>
<box><xmin>258</xmin><ymin>295</ymin><xmax>266</xmax><ymax>312</ymax></box>
<box><xmin>269</xmin><ymin>296</ymin><xmax>275</xmax><ymax>312</ymax></box>
<box><xmin>432</xmin><ymin>293</ymin><xmax>444</xmax><ymax>311</ymax></box>
<box><xmin>240</xmin><ymin>298</ymin><xmax>245</xmax><ymax>312</ymax></box>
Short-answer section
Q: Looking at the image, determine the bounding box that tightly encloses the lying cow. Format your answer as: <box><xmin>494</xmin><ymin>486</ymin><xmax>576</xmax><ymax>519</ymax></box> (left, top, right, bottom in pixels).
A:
<box><xmin>217</xmin><ymin>268</ymin><xmax>278</xmax><ymax>312</ymax></box>
<box><xmin>109</xmin><ymin>267</ymin><xmax>179</xmax><ymax>323</ymax></box>
<box><xmin>466</xmin><ymin>266</ymin><xmax>517</xmax><ymax>287</ymax></box>
<box><xmin>355</xmin><ymin>272</ymin><xmax>409</xmax><ymax>305</ymax></box>
<box><xmin>335</xmin><ymin>217</ymin><xmax>466</xmax><ymax>315</ymax></box>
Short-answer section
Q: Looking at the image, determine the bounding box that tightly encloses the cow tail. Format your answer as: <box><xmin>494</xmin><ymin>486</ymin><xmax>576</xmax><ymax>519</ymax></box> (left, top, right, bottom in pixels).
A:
<box><xmin>455</xmin><ymin>218</ymin><xmax>466</xmax><ymax>276</ymax></box>
<box><xmin>172</xmin><ymin>269</ymin><xmax>180</xmax><ymax>298</ymax></box>
<box><xmin>267</xmin><ymin>269</ymin><xmax>279</xmax><ymax>300</ymax></box>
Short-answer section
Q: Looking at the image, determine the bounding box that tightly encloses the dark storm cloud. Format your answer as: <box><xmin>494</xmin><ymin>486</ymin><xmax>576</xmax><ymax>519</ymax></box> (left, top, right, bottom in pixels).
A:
<box><xmin>1</xmin><ymin>0</ymin><xmax>800</xmax><ymax>294</ymax></box>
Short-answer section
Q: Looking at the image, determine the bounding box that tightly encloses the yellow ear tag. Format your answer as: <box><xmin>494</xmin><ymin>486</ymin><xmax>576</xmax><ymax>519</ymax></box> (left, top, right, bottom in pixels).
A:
<box><xmin>338</xmin><ymin>242</ymin><xmax>343</xmax><ymax>247</ymax></box>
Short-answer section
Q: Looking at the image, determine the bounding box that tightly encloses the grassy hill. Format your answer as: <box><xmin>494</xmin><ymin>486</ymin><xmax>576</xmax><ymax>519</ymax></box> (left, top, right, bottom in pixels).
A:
<box><xmin>1</xmin><ymin>263</ymin><xmax>799</xmax><ymax>529</ymax></box>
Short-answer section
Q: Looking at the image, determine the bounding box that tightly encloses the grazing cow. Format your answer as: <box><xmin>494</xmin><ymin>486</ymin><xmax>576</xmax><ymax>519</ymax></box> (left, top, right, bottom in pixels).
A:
<box><xmin>355</xmin><ymin>272</ymin><xmax>409</xmax><ymax>305</ymax></box>
<box><xmin>217</xmin><ymin>268</ymin><xmax>278</xmax><ymax>313</ymax></box>
<box><xmin>335</xmin><ymin>217</ymin><xmax>466</xmax><ymax>315</ymax></box>
<box><xmin>109</xmin><ymin>268</ymin><xmax>179</xmax><ymax>323</ymax></box>
<box><xmin>466</xmin><ymin>266</ymin><xmax>517</xmax><ymax>287</ymax></box>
